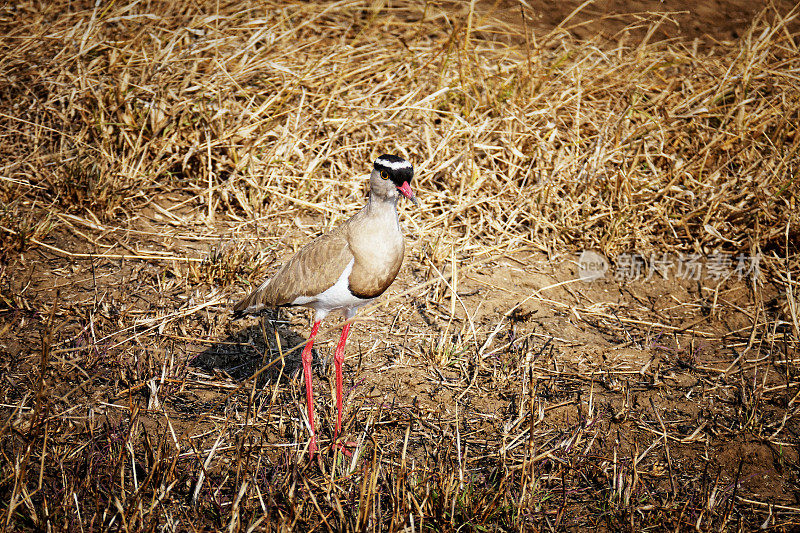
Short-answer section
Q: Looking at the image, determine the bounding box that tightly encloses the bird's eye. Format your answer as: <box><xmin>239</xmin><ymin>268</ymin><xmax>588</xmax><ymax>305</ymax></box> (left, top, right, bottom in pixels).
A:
<box><xmin>380</xmin><ymin>170</ymin><xmax>389</xmax><ymax>180</ymax></box>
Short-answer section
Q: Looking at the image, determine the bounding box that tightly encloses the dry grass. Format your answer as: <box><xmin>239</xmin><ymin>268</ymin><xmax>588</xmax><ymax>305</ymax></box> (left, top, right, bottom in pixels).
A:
<box><xmin>1</xmin><ymin>0</ymin><xmax>799</xmax><ymax>531</ymax></box>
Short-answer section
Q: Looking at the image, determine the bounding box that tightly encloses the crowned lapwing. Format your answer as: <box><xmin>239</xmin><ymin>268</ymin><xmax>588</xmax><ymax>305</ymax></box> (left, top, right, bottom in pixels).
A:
<box><xmin>233</xmin><ymin>154</ymin><xmax>418</xmax><ymax>455</ymax></box>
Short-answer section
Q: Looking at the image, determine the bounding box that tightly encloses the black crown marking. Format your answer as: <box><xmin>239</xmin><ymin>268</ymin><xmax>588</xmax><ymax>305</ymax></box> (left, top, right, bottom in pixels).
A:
<box><xmin>374</xmin><ymin>154</ymin><xmax>413</xmax><ymax>186</ymax></box>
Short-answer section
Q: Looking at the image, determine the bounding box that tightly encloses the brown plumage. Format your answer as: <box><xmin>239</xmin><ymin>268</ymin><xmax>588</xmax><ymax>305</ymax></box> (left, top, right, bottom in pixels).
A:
<box><xmin>233</xmin><ymin>229</ymin><xmax>353</xmax><ymax>312</ymax></box>
<box><xmin>232</xmin><ymin>154</ymin><xmax>418</xmax><ymax>455</ymax></box>
<box><xmin>232</xmin><ymin>198</ymin><xmax>406</xmax><ymax>317</ymax></box>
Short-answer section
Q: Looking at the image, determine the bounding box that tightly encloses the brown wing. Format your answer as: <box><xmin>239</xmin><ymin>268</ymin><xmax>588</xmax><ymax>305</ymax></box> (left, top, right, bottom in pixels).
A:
<box><xmin>233</xmin><ymin>229</ymin><xmax>353</xmax><ymax>315</ymax></box>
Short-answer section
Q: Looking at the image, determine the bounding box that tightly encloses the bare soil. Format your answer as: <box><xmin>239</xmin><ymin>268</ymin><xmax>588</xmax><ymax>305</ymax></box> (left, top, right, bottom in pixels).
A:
<box><xmin>495</xmin><ymin>0</ymin><xmax>800</xmax><ymax>44</ymax></box>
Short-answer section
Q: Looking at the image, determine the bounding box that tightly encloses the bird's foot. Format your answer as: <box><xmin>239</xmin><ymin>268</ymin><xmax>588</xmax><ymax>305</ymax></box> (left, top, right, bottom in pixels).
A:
<box><xmin>332</xmin><ymin>439</ymin><xmax>358</xmax><ymax>457</ymax></box>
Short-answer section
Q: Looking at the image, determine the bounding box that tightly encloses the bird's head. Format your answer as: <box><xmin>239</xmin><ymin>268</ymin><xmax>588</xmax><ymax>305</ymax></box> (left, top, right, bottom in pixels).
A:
<box><xmin>370</xmin><ymin>154</ymin><xmax>419</xmax><ymax>206</ymax></box>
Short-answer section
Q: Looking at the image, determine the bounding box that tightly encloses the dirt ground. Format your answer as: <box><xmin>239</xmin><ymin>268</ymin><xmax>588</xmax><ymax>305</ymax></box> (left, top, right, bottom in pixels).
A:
<box><xmin>6</xmin><ymin>200</ymin><xmax>798</xmax><ymax>528</ymax></box>
<box><xmin>497</xmin><ymin>0</ymin><xmax>800</xmax><ymax>44</ymax></box>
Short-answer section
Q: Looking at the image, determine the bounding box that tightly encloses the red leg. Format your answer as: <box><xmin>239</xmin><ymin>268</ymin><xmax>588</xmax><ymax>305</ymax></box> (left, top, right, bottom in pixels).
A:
<box><xmin>333</xmin><ymin>322</ymin><xmax>351</xmax><ymax>443</ymax></box>
<box><xmin>301</xmin><ymin>320</ymin><xmax>321</xmax><ymax>455</ymax></box>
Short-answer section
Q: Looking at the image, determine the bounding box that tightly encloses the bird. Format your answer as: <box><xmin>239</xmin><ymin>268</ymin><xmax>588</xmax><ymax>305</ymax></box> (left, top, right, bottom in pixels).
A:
<box><xmin>233</xmin><ymin>154</ymin><xmax>418</xmax><ymax>455</ymax></box>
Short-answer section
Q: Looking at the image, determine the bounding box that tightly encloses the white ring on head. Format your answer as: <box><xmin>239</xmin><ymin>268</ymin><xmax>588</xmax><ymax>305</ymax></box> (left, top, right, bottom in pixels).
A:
<box><xmin>375</xmin><ymin>157</ymin><xmax>412</xmax><ymax>170</ymax></box>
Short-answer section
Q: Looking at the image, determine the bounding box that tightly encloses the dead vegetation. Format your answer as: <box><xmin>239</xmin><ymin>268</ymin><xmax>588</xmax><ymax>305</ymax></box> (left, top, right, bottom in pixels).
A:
<box><xmin>1</xmin><ymin>0</ymin><xmax>799</xmax><ymax>530</ymax></box>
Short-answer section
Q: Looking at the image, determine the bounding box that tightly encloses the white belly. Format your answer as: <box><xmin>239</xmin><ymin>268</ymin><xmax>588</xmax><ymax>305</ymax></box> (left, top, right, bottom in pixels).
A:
<box><xmin>291</xmin><ymin>258</ymin><xmax>372</xmax><ymax>320</ymax></box>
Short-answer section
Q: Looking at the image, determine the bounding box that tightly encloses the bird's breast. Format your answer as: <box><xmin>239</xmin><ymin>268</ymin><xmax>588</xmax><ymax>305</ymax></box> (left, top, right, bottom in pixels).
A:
<box><xmin>347</xmin><ymin>227</ymin><xmax>404</xmax><ymax>299</ymax></box>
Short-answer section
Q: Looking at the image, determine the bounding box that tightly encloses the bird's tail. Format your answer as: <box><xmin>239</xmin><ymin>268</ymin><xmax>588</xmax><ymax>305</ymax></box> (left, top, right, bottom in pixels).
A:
<box><xmin>231</xmin><ymin>283</ymin><xmax>269</xmax><ymax>318</ymax></box>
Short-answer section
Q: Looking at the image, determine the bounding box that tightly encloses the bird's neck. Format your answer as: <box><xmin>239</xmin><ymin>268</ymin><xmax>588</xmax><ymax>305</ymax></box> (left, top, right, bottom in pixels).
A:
<box><xmin>366</xmin><ymin>192</ymin><xmax>399</xmax><ymax>214</ymax></box>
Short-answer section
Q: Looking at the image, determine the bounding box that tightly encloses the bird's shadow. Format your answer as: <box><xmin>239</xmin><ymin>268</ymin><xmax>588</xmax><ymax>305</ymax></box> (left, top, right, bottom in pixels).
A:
<box><xmin>193</xmin><ymin>309</ymin><xmax>316</xmax><ymax>387</ymax></box>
